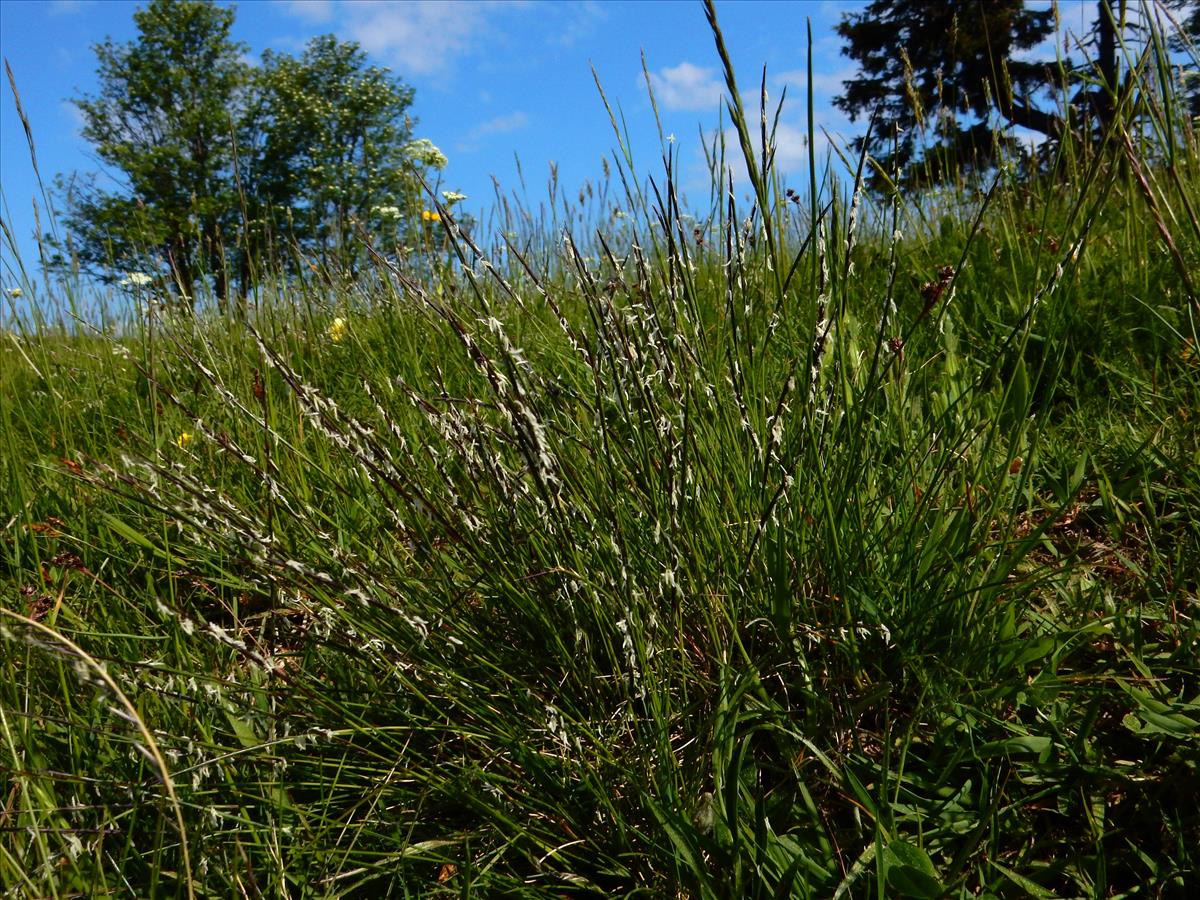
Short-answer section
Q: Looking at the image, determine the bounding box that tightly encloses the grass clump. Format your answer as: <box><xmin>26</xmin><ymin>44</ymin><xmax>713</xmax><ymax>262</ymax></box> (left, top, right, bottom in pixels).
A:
<box><xmin>3</xmin><ymin>6</ymin><xmax>1199</xmax><ymax>897</ymax></box>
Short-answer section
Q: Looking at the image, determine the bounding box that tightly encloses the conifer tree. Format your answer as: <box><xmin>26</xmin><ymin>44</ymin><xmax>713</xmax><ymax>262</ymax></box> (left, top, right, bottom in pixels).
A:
<box><xmin>832</xmin><ymin>1</ymin><xmax>1182</xmax><ymax>188</ymax></box>
<box><xmin>834</xmin><ymin>0</ymin><xmax>1060</xmax><ymax>185</ymax></box>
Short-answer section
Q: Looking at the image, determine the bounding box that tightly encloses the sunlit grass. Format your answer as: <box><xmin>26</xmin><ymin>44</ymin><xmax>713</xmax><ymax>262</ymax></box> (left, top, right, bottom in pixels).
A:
<box><xmin>2</xmin><ymin>4</ymin><xmax>1198</xmax><ymax>897</ymax></box>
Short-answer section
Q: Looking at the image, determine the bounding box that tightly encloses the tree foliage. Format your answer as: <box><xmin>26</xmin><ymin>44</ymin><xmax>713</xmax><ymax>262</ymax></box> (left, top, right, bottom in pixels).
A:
<box><xmin>833</xmin><ymin>1</ymin><xmax>1143</xmax><ymax>188</ymax></box>
<box><xmin>61</xmin><ymin>0</ymin><xmax>247</xmax><ymax>303</ymax></box>
<box><xmin>833</xmin><ymin>0</ymin><xmax>1200</xmax><ymax>188</ymax></box>
<box><xmin>243</xmin><ymin>37</ymin><xmax>445</xmax><ymax>277</ymax></box>
<box><xmin>835</xmin><ymin>0</ymin><xmax>1060</xmax><ymax>185</ymax></box>
<box><xmin>1169</xmin><ymin>0</ymin><xmax>1200</xmax><ymax>117</ymax></box>
<box><xmin>58</xmin><ymin>0</ymin><xmax>447</xmax><ymax>307</ymax></box>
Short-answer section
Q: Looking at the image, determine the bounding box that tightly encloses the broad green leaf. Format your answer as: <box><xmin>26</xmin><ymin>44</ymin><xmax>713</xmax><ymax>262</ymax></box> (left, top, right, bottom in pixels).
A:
<box><xmin>977</xmin><ymin>734</ymin><xmax>1053</xmax><ymax>758</ymax></box>
<box><xmin>102</xmin><ymin>514</ymin><xmax>157</xmax><ymax>552</ymax></box>
<box><xmin>223</xmin><ymin>710</ymin><xmax>260</xmax><ymax>750</ymax></box>
<box><xmin>884</xmin><ymin>840</ymin><xmax>944</xmax><ymax>898</ymax></box>
<box><xmin>990</xmin><ymin>860</ymin><xmax>1060</xmax><ymax>898</ymax></box>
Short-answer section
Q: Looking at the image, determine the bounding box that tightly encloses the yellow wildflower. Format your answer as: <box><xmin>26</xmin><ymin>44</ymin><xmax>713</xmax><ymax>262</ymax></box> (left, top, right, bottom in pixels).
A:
<box><xmin>421</xmin><ymin>209</ymin><xmax>440</xmax><ymax>222</ymax></box>
<box><xmin>175</xmin><ymin>431</ymin><xmax>192</xmax><ymax>450</ymax></box>
<box><xmin>327</xmin><ymin>317</ymin><xmax>348</xmax><ymax>343</ymax></box>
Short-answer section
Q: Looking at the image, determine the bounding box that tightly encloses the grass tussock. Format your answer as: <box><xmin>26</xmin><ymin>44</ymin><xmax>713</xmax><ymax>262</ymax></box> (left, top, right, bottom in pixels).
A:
<box><xmin>2</xmin><ymin>5</ymin><xmax>1199</xmax><ymax>897</ymax></box>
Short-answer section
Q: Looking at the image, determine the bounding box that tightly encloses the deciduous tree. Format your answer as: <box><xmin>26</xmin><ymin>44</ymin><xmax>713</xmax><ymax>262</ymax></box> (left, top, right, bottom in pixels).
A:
<box><xmin>61</xmin><ymin>0</ymin><xmax>247</xmax><ymax>305</ymax></box>
<box><xmin>57</xmin><ymin>0</ymin><xmax>449</xmax><ymax>308</ymax></box>
<box><xmin>244</xmin><ymin>35</ymin><xmax>439</xmax><ymax>279</ymax></box>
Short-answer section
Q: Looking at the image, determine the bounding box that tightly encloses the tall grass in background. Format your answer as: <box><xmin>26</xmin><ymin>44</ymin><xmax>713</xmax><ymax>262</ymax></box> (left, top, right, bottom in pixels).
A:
<box><xmin>3</xmin><ymin>2</ymin><xmax>1198</xmax><ymax>896</ymax></box>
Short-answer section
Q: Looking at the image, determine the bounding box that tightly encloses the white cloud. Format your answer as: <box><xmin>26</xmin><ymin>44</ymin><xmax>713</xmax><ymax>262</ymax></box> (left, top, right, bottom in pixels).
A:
<box><xmin>820</xmin><ymin>0</ymin><xmax>855</xmax><ymax>18</ymax></box>
<box><xmin>551</xmin><ymin>0</ymin><xmax>607</xmax><ymax>48</ymax></box>
<box><xmin>276</xmin><ymin>0</ymin><xmax>495</xmax><ymax>75</ymax></box>
<box><xmin>470</xmin><ymin>111</ymin><xmax>530</xmax><ymax>139</ymax></box>
<box><xmin>721</xmin><ymin>122</ymin><xmax>815</xmax><ymax>184</ymax></box>
<box><xmin>456</xmin><ymin>111</ymin><xmax>530</xmax><ymax>152</ymax></box>
<box><xmin>769</xmin><ymin>122</ymin><xmax>816</xmax><ymax>173</ymax></box>
<box><xmin>282</xmin><ymin>0</ymin><xmax>335</xmax><ymax>24</ymax></box>
<box><xmin>649</xmin><ymin>62</ymin><xmax>726</xmax><ymax>112</ymax></box>
<box><xmin>340</xmin><ymin>0</ymin><xmax>491</xmax><ymax>76</ymax></box>
<box><xmin>60</xmin><ymin>100</ymin><xmax>87</xmax><ymax>137</ymax></box>
<box><xmin>48</xmin><ymin>0</ymin><xmax>94</xmax><ymax>14</ymax></box>
<box><xmin>773</xmin><ymin>66</ymin><xmax>856</xmax><ymax>100</ymax></box>
<box><xmin>712</xmin><ymin>117</ymin><xmax>854</xmax><ymax>189</ymax></box>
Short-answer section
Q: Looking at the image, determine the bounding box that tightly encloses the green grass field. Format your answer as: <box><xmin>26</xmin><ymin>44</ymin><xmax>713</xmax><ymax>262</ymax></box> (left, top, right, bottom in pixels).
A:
<box><xmin>2</xmin><ymin>16</ymin><xmax>1199</xmax><ymax>898</ymax></box>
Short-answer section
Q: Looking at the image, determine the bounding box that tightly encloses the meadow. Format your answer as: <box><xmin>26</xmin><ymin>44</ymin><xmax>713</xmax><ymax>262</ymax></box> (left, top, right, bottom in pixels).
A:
<box><xmin>2</xmin><ymin>14</ymin><xmax>1198</xmax><ymax>898</ymax></box>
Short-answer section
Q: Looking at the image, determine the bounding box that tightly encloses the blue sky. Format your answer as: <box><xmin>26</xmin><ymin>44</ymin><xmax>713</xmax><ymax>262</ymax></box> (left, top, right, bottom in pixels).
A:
<box><xmin>1</xmin><ymin>0</ymin><xmax>1098</xmax><ymax>294</ymax></box>
<box><xmin>0</xmin><ymin>0</ymin><xmax>871</xmax><ymax>287</ymax></box>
